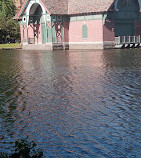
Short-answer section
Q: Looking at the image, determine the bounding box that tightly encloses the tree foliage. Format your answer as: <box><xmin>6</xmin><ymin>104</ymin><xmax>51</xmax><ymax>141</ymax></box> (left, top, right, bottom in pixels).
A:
<box><xmin>0</xmin><ymin>0</ymin><xmax>20</xmax><ymax>43</ymax></box>
<box><xmin>0</xmin><ymin>0</ymin><xmax>16</xmax><ymax>17</ymax></box>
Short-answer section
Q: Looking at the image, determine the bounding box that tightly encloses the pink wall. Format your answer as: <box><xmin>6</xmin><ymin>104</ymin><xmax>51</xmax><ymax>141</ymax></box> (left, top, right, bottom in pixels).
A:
<box><xmin>20</xmin><ymin>25</ymin><xmax>23</xmax><ymax>43</ymax></box>
<box><xmin>28</xmin><ymin>24</ymin><xmax>34</xmax><ymax>44</ymax></box>
<box><xmin>103</xmin><ymin>20</ymin><xmax>115</xmax><ymax>42</ymax></box>
<box><xmin>23</xmin><ymin>24</ymin><xmax>27</xmax><ymax>43</ymax></box>
<box><xmin>64</xmin><ymin>22</ymin><xmax>69</xmax><ymax>42</ymax></box>
<box><xmin>39</xmin><ymin>24</ymin><xmax>42</xmax><ymax>44</ymax></box>
<box><xmin>20</xmin><ymin>23</ymin><xmax>43</xmax><ymax>44</ymax></box>
<box><xmin>69</xmin><ymin>20</ymin><xmax>103</xmax><ymax>42</ymax></box>
<box><xmin>28</xmin><ymin>24</ymin><xmax>34</xmax><ymax>39</ymax></box>
<box><xmin>33</xmin><ymin>24</ymin><xmax>42</xmax><ymax>44</ymax></box>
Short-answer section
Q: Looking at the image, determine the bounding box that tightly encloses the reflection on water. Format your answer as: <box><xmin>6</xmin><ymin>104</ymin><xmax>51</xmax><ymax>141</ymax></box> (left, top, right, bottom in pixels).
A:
<box><xmin>0</xmin><ymin>49</ymin><xmax>141</xmax><ymax>157</ymax></box>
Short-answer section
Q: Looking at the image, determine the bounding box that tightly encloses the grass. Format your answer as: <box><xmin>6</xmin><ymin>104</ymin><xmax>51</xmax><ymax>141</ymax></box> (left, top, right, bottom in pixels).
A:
<box><xmin>0</xmin><ymin>43</ymin><xmax>22</xmax><ymax>49</ymax></box>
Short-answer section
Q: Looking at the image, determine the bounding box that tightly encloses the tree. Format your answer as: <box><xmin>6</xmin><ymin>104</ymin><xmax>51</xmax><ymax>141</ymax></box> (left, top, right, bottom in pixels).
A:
<box><xmin>0</xmin><ymin>0</ymin><xmax>20</xmax><ymax>43</ymax></box>
<box><xmin>0</xmin><ymin>0</ymin><xmax>16</xmax><ymax>17</ymax></box>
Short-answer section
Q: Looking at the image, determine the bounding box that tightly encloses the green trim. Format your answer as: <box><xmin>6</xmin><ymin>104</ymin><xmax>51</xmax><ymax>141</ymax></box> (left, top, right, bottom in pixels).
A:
<box><xmin>52</xmin><ymin>25</ymin><xmax>55</xmax><ymax>43</ymax></box>
<box><xmin>48</xmin><ymin>26</ymin><xmax>52</xmax><ymax>43</ymax></box>
<box><xmin>26</xmin><ymin>27</ymin><xmax>28</xmax><ymax>43</ymax></box>
<box><xmin>42</xmin><ymin>23</ymin><xmax>47</xmax><ymax>43</ymax></box>
<box><xmin>70</xmin><ymin>14</ymin><xmax>103</xmax><ymax>21</ymax></box>
<box><xmin>61</xmin><ymin>23</ymin><xmax>64</xmax><ymax>42</ymax></box>
<box><xmin>23</xmin><ymin>27</ymin><xmax>24</xmax><ymax>43</ymax></box>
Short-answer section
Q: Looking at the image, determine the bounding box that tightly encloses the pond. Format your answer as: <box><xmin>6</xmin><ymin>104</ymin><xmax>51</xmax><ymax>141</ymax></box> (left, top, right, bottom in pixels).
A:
<box><xmin>0</xmin><ymin>49</ymin><xmax>141</xmax><ymax>157</ymax></box>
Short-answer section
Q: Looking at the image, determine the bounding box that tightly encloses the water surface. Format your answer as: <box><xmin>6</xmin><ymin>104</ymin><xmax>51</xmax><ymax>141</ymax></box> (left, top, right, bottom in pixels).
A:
<box><xmin>0</xmin><ymin>49</ymin><xmax>141</xmax><ymax>157</ymax></box>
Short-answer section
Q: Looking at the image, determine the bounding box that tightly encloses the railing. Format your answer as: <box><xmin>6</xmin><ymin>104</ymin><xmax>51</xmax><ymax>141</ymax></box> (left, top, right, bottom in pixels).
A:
<box><xmin>115</xmin><ymin>35</ymin><xmax>141</xmax><ymax>45</ymax></box>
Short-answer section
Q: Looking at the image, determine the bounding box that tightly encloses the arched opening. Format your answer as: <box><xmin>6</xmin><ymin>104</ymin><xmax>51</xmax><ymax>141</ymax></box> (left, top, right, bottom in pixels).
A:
<box><xmin>28</xmin><ymin>3</ymin><xmax>43</xmax><ymax>44</ymax></box>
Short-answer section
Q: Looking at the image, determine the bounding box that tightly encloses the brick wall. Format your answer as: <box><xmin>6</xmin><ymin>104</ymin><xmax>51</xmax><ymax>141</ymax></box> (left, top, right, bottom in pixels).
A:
<box><xmin>103</xmin><ymin>20</ymin><xmax>115</xmax><ymax>41</ymax></box>
<box><xmin>63</xmin><ymin>22</ymin><xmax>69</xmax><ymax>42</ymax></box>
<box><xmin>68</xmin><ymin>19</ymin><xmax>103</xmax><ymax>42</ymax></box>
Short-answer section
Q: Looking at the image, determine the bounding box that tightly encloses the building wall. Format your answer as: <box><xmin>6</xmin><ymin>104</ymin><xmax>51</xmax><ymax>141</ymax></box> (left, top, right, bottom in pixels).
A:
<box><xmin>23</xmin><ymin>24</ymin><xmax>27</xmax><ymax>43</ymax></box>
<box><xmin>38</xmin><ymin>24</ymin><xmax>42</xmax><ymax>44</ymax></box>
<box><xmin>20</xmin><ymin>24</ymin><xmax>23</xmax><ymax>43</ymax></box>
<box><xmin>28</xmin><ymin>24</ymin><xmax>34</xmax><ymax>43</ymax></box>
<box><xmin>69</xmin><ymin>19</ymin><xmax>103</xmax><ymax>42</ymax></box>
<box><xmin>114</xmin><ymin>0</ymin><xmax>139</xmax><ymax>36</ymax></box>
<box><xmin>103</xmin><ymin>20</ymin><xmax>115</xmax><ymax>41</ymax></box>
<box><xmin>64</xmin><ymin>14</ymin><xmax>104</xmax><ymax>49</ymax></box>
<box><xmin>27</xmin><ymin>24</ymin><xmax>43</xmax><ymax>44</ymax></box>
<box><xmin>135</xmin><ymin>20</ymin><xmax>141</xmax><ymax>35</ymax></box>
<box><xmin>103</xmin><ymin>19</ymin><xmax>115</xmax><ymax>48</ymax></box>
<box><xmin>63</xmin><ymin>22</ymin><xmax>69</xmax><ymax>43</ymax></box>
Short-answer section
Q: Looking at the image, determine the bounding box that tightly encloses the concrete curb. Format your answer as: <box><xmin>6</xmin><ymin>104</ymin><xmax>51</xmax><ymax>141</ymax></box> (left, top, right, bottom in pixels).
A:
<box><xmin>0</xmin><ymin>47</ymin><xmax>22</xmax><ymax>50</ymax></box>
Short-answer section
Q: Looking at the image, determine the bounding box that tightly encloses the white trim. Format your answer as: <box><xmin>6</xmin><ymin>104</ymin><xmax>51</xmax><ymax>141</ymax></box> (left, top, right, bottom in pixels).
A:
<box><xmin>68</xmin><ymin>42</ymin><xmax>103</xmax><ymax>44</ymax></box>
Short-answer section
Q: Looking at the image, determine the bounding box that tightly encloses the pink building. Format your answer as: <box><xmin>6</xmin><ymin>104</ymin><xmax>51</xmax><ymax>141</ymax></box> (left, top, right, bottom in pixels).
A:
<box><xmin>15</xmin><ymin>0</ymin><xmax>141</xmax><ymax>50</ymax></box>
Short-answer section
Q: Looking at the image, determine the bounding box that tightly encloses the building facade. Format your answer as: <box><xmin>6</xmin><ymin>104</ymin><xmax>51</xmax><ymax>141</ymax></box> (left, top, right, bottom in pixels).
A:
<box><xmin>15</xmin><ymin>0</ymin><xmax>141</xmax><ymax>50</ymax></box>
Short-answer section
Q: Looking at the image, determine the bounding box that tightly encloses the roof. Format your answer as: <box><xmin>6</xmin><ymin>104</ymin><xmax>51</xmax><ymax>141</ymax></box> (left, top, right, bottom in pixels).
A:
<box><xmin>68</xmin><ymin>0</ymin><xmax>115</xmax><ymax>15</ymax></box>
<box><xmin>42</xmin><ymin>0</ymin><xmax>115</xmax><ymax>15</ymax></box>
<box><xmin>42</xmin><ymin>0</ymin><xmax>68</xmax><ymax>15</ymax></box>
<box><xmin>16</xmin><ymin>0</ymin><xmax>115</xmax><ymax>19</ymax></box>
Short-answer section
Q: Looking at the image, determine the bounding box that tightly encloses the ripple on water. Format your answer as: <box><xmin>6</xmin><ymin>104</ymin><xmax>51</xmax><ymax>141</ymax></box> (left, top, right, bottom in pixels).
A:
<box><xmin>0</xmin><ymin>49</ymin><xmax>141</xmax><ymax>157</ymax></box>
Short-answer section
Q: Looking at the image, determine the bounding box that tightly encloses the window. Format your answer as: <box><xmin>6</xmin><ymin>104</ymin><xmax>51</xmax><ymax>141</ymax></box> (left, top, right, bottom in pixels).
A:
<box><xmin>53</xmin><ymin>16</ymin><xmax>56</xmax><ymax>21</ymax></box>
<box><xmin>82</xmin><ymin>24</ymin><xmax>88</xmax><ymax>39</ymax></box>
<box><xmin>47</xmin><ymin>15</ymin><xmax>50</xmax><ymax>21</ymax></box>
<box><xmin>23</xmin><ymin>17</ymin><xmax>26</xmax><ymax>22</ymax></box>
<box><xmin>57</xmin><ymin>16</ymin><xmax>62</xmax><ymax>21</ymax></box>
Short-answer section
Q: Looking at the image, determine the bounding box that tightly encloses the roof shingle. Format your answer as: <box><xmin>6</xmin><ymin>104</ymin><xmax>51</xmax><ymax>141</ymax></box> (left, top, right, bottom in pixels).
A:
<box><xmin>68</xmin><ymin>0</ymin><xmax>114</xmax><ymax>15</ymax></box>
<box><xmin>16</xmin><ymin>0</ymin><xmax>114</xmax><ymax>18</ymax></box>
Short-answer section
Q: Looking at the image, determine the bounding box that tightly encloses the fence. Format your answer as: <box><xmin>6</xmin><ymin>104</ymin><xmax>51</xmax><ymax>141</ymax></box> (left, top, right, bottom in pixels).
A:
<box><xmin>115</xmin><ymin>35</ymin><xmax>141</xmax><ymax>45</ymax></box>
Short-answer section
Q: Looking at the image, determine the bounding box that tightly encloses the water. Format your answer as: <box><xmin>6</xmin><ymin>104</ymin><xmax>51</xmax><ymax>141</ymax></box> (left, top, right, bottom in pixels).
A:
<box><xmin>0</xmin><ymin>49</ymin><xmax>141</xmax><ymax>157</ymax></box>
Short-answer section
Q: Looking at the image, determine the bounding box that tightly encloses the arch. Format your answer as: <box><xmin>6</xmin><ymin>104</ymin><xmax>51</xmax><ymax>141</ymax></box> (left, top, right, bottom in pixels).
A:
<box><xmin>29</xmin><ymin>3</ymin><xmax>42</xmax><ymax>24</ymax></box>
<box><xmin>26</xmin><ymin>1</ymin><xmax>46</xmax><ymax>16</ymax></box>
<box><xmin>27</xmin><ymin>3</ymin><xmax>44</xmax><ymax>44</ymax></box>
<box><xmin>25</xmin><ymin>1</ymin><xmax>46</xmax><ymax>26</ymax></box>
<box><xmin>82</xmin><ymin>24</ymin><xmax>88</xmax><ymax>39</ymax></box>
